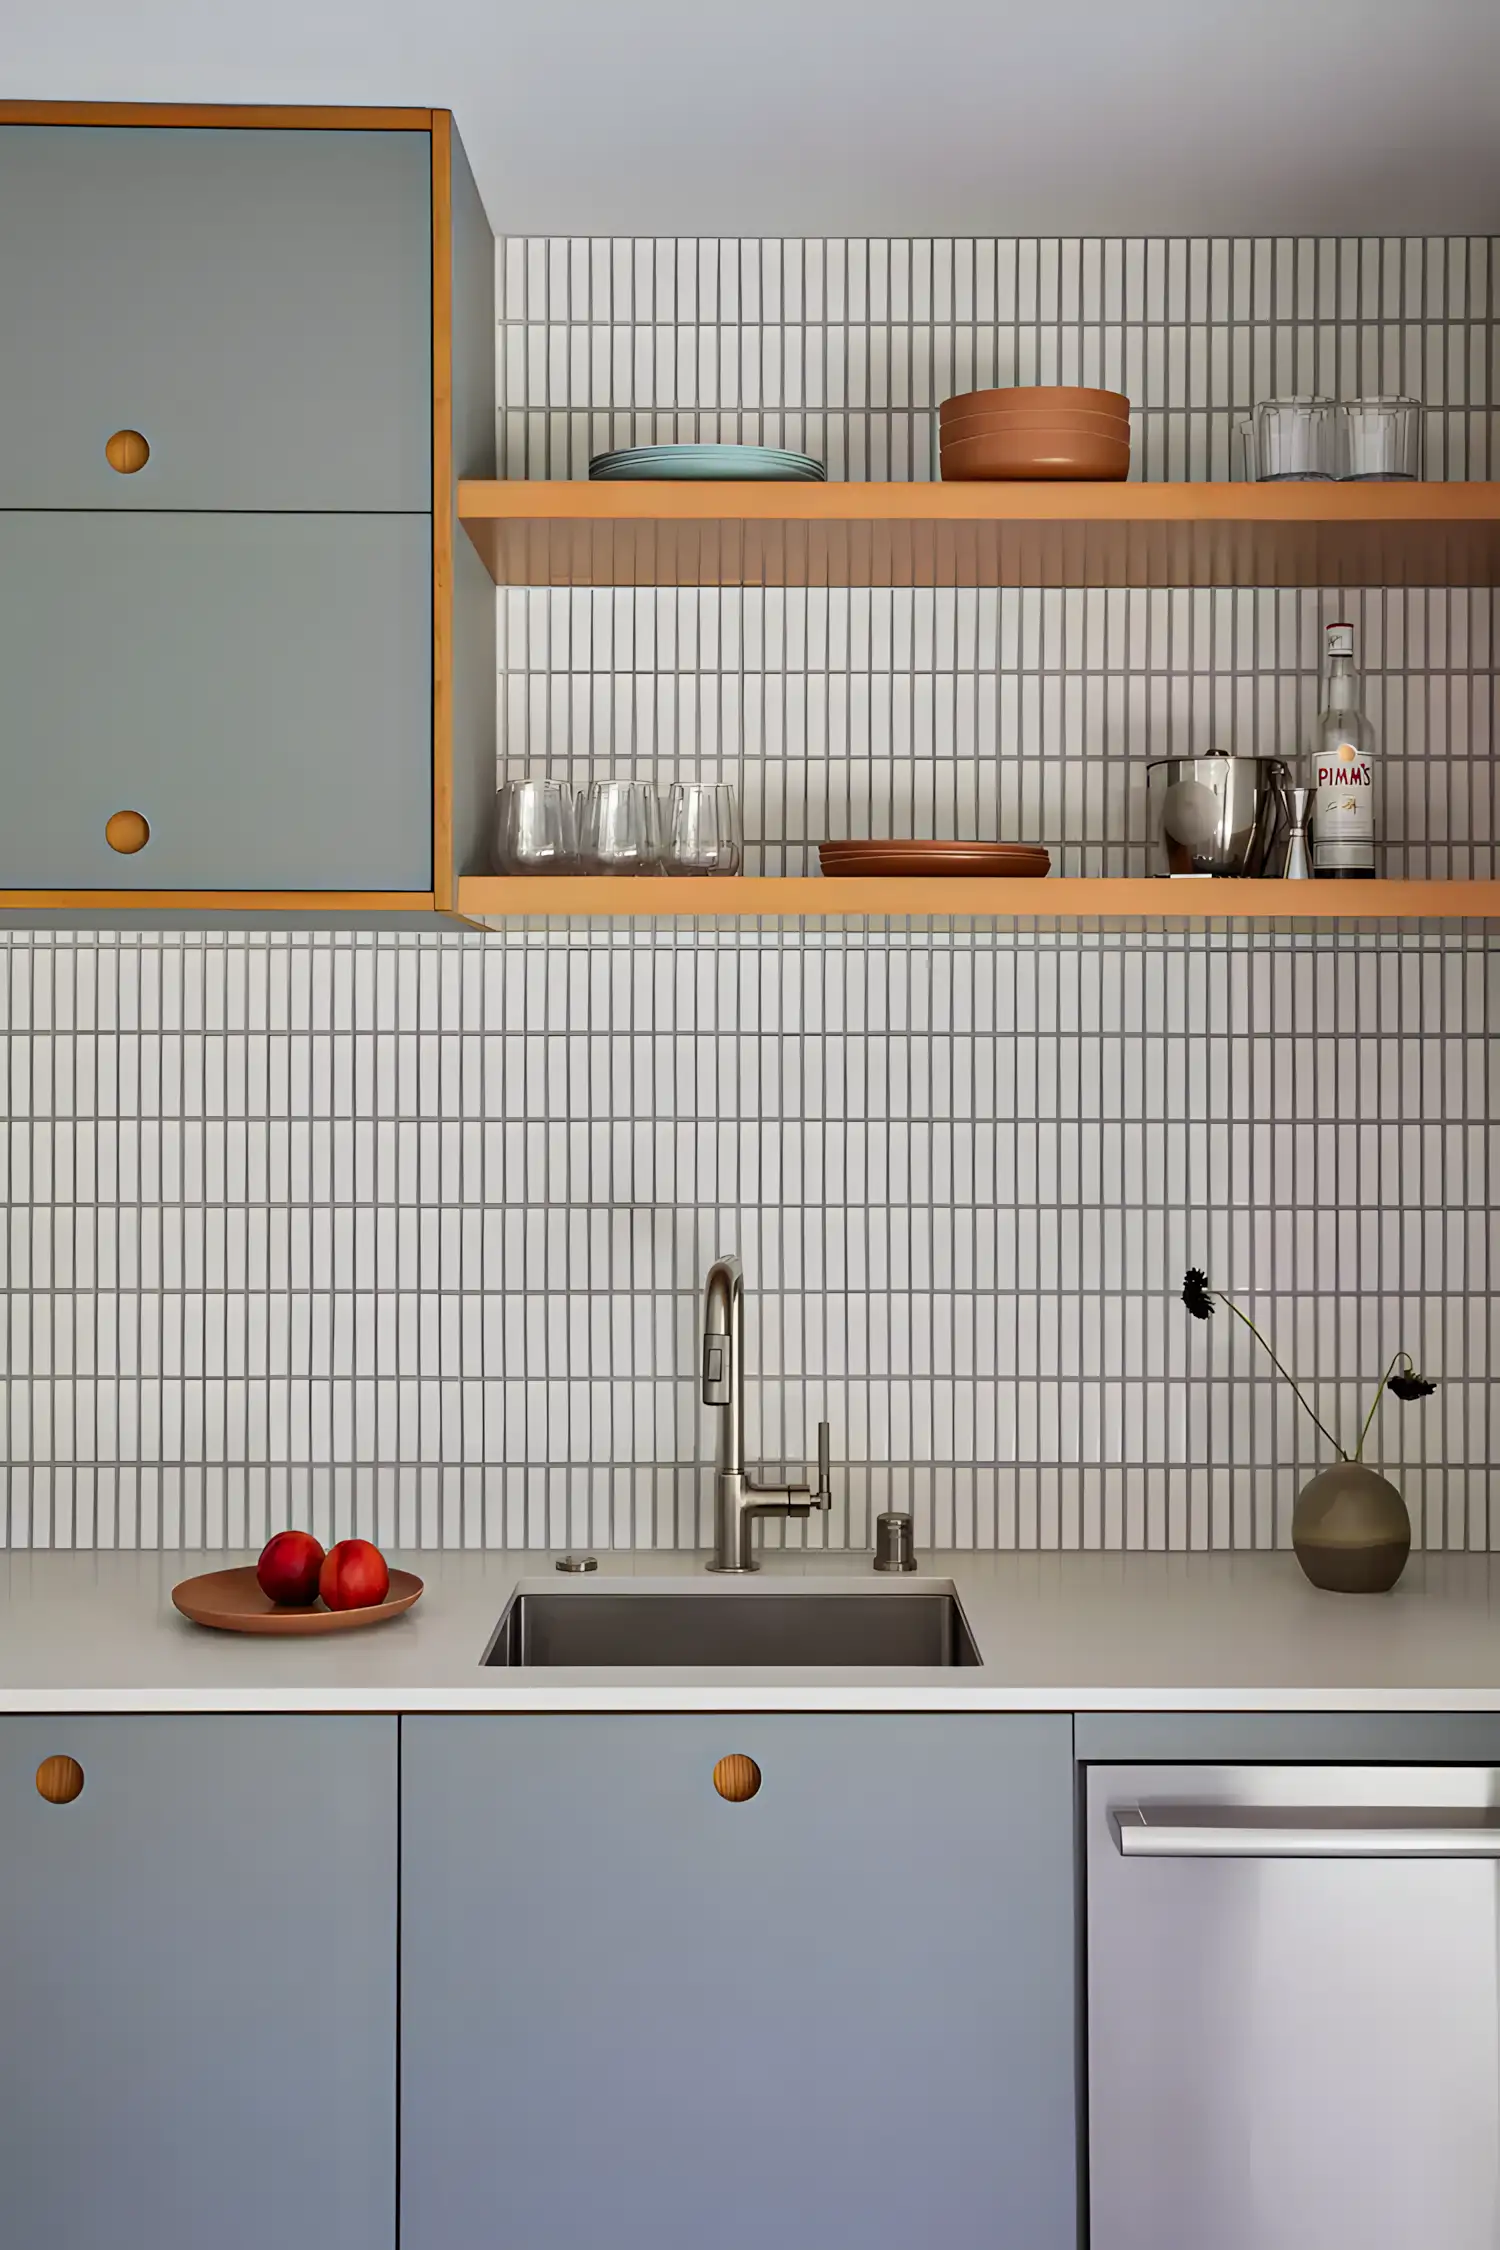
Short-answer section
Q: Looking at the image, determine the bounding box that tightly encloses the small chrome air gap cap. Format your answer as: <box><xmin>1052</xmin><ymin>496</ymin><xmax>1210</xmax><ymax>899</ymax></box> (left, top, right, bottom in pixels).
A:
<box><xmin>873</xmin><ymin>1512</ymin><xmax>917</xmax><ymax>1572</ymax></box>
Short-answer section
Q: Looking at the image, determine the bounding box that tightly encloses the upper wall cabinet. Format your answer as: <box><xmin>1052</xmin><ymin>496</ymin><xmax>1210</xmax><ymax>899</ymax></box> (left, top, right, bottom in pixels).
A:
<box><xmin>0</xmin><ymin>105</ymin><xmax>499</xmax><ymax>920</ymax></box>
<box><xmin>0</xmin><ymin>125</ymin><xmax>432</xmax><ymax>512</ymax></box>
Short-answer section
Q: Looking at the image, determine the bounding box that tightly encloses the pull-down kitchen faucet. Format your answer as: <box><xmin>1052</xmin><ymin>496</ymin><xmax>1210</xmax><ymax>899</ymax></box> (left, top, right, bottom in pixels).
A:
<box><xmin>702</xmin><ymin>1253</ymin><xmax>832</xmax><ymax>1572</ymax></box>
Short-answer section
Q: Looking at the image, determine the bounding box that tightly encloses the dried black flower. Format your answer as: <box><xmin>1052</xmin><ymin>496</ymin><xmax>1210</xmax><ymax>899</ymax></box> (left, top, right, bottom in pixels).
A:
<box><xmin>1181</xmin><ymin>1269</ymin><xmax>1215</xmax><ymax>1322</ymax></box>
<box><xmin>1387</xmin><ymin>1372</ymin><xmax>1437</xmax><ymax>1401</ymax></box>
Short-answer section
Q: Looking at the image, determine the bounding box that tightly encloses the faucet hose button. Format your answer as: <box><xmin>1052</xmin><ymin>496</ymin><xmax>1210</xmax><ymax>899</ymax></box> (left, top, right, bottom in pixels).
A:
<box><xmin>703</xmin><ymin>1334</ymin><xmax>731</xmax><ymax>1404</ymax></box>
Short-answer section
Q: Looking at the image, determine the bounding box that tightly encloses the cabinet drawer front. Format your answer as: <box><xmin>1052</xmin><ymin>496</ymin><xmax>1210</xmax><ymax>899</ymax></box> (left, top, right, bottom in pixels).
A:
<box><xmin>0</xmin><ymin>512</ymin><xmax>433</xmax><ymax>890</ymax></box>
<box><xmin>0</xmin><ymin>126</ymin><xmax>431</xmax><ymax>510</ymax></box>
<box><xmin>0</xmin><ymin>1715</ymin><xmax>397</xmax><ymax>2250</ymax></box>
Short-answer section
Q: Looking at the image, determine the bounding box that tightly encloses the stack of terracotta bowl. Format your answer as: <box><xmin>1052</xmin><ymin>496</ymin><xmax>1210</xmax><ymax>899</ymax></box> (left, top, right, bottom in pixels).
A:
<box><xmin>939</xmin><ymin>387</ymin><xmax>1131</xmax><ymax>480</ymax></box>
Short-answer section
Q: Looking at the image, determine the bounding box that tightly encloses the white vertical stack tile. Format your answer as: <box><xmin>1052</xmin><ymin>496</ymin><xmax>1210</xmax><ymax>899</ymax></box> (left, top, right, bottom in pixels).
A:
<box><xmin>1</xmin><ymin>234</ymin><xmax>1495</xmax><ymax>1552</ymax></box>
<box><xmin>2</xmin><ymin>921</ymin><xmax>1494</xmax><ymax>1555</ymax></box>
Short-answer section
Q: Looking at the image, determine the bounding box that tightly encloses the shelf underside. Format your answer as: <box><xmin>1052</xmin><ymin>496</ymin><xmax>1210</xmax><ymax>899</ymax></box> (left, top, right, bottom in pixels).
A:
<box><xmin>458</xmin><ymin>481</ymin><xmax>1500</xmax><ymax>590</ymax></box>
<box><xmin>456</xmin><ymin>877</ymin><xmax>1500</xmax><ymax>923</ymax></box>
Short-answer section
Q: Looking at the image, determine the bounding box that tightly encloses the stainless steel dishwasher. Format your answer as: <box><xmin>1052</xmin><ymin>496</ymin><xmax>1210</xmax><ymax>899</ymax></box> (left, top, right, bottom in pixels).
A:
<box><xmin>1087</xmin><ymin>1764</ymin><xmax>1500</xmax><ymax>2250</ymax></box>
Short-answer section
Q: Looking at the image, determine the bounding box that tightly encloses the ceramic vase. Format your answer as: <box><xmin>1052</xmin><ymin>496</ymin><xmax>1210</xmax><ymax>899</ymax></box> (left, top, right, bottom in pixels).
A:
<box><xmin>1292</xmin><ymin>1461</ymin><xmax>1411</xmax><ymax>1593</ymax></box>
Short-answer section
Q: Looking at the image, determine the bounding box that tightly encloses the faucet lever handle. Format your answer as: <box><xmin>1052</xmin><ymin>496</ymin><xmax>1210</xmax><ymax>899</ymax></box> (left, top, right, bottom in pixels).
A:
<box><xmin>811</xmin><ymin>1420</ymin><xmax>832</xmax><ymax>1509</ymax></box>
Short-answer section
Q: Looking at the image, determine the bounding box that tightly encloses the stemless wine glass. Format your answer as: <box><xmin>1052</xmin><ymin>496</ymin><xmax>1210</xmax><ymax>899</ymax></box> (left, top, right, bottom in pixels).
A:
<box><xmin>661</xmin><ymin>783</ymin><xmax>743</xmax><ymax>876</ymax></box>
<box><xmin>492</xmin><ymin>779</ymin><xmax>579</xmax><ymax>873</ymax></box>
<box><xmin>1251</xmin><ymin>398</ymin><xmax>1338</xmax><ymax>480</ymax></box>
<box><xmin>1339</xmin><ymin>398</ymin><xmax>1423</xmax><ymax>480</ymax></box>
<box><xmin>578</xmin><ymin>779</ymin><xmax>662</xmax><ymax>873</ymax></box>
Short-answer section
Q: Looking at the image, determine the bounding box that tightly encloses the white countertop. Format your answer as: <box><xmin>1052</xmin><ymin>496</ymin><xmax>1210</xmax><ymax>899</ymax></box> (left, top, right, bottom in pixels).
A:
<box><xmin>7</xmin><ymin>1547</ymin><xmax>1500</xmax><ymax>1712</ymax></box>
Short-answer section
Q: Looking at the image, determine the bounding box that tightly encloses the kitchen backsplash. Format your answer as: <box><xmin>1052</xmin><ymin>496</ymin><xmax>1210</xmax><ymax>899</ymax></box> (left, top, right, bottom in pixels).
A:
<box><xmin>500</xmin><ymin>234</ymin><xmax>1498</xmax><ymax>484</ymax></box>
<box><xmin>2</xmin><ymin>922</ymin><xmax>1494</xmax><ymax>1554</ymax></box>
<box><xmin>499</xmin><ymin>581</ymin><xmax>1496</xmax><ymax>881</ymax></box>
<box><xmin>1</xmin><ymin>232</ymin><xmax>1496</xmax><ymax>1551</ymax></box>
<box><xmin>501</xmin><ymin>233</ymin><xmax>1496</xmax><ymax>880</ymax></box>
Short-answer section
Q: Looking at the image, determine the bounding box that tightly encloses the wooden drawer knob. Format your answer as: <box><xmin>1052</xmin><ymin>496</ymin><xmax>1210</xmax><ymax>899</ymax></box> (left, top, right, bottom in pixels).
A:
<box><xmin>105</xmin><ymin>810</ymin><xmax>150</xmax><ymax>854</ymax></box>
<box><xmin>36</xmin><ymin>1755</ymin><xmax>84</xmax><ymax>1804</ymax></box>
<box><xmin>713</xmin><ymin>1754</ymin><xmax>761</xmax><ymax>1803</ymax></box>
<box><xmin>105</xmin><ymin>429</ymin><xmax>150</xmax><ymax>474</ymax></box>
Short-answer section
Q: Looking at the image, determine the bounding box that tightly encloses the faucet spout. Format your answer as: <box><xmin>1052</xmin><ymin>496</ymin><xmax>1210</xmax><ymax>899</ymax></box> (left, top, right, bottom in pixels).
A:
<box><xmin>702</xmin><ymin>1253</ymin><xmax>832</xmax><ymax>1573</ymax></box>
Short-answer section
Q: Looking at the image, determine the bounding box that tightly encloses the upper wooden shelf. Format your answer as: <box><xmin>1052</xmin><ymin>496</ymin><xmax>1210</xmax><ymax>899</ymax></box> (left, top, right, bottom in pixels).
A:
<box><xmin>456</xmin><ymin>876</ymin><xmax>1500</xmax><ymax>923</ymax></box>
<box><xmin>458</xmin><ymin>480</ymin><xmax>1500</xmax><ymax>591</ymax></box>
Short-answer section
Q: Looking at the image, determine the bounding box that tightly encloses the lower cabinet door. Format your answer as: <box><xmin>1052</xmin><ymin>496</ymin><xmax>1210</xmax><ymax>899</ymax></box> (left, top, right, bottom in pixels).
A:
<box><xmin>400</xmin><ymin>1714</ymin><xmax>1077</xmax><ymax>2250</ymax></box>
<box><xmin>0</xmin><ymin>511</ymin><xmax>432</xmax><ymax>890</ymax></box>
<box><xmin>0</xmin><ymin>1716</ymin><xmax>398</xmax><ymax>2250</ymax></box>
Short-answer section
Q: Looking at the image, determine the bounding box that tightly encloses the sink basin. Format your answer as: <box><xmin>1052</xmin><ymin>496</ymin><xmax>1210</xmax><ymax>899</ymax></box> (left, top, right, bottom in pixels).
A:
<box><xmin>483</xmin><ymin>1585</ymin><xmax>981</xmax><ymax>1668</ymax></box>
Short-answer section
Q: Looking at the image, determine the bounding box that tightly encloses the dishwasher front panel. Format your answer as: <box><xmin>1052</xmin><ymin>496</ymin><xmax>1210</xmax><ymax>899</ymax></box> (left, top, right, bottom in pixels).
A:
<box><xmin>1087</xmin><ymin>1764</ymin><xmax>1500</xmax><ymax>2250</ymax></box>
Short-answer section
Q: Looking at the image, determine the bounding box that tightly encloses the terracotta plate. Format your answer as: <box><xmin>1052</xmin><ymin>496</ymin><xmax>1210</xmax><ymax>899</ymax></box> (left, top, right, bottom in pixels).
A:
<box><xmin>820</xmin><ymin>843</ymin><xmax>1050</xmax><ymax>877</ymax></box>
<box><xmin>172</xmin><ymin>1565</ymin><xmax>424</xmax><ymax>1635</ymax></box>
<box><xmin>820</xmin><ymin>840</ymin><xmax>1047</xmax><ymax>855</ymax></box>
<box><xmin>821</xmin><ymin>840</ymin><xmax>1048</xmax><ymax>855</ymax></box>
<box><xmin>822</xmin><ymin>857</ymin><xmax>1052</xmax><ymax>876</ymax></box>
<box><xmin>820</xmin><ymin>862</ymin><xmax>1052</xmax><ymax>875</ymax></box>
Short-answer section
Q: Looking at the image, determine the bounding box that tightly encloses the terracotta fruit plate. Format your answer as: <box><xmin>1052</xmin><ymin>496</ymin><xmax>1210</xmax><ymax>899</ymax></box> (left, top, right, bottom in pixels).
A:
<box><xmin>820</xmin><ymin>842</ymin><xmax>1051</xmax><ymax>877</ymax></box>
<box><xmin>172</xmin><ymin>1566</ymin><xmax>425</xmax><ymax>1635</ymax></box>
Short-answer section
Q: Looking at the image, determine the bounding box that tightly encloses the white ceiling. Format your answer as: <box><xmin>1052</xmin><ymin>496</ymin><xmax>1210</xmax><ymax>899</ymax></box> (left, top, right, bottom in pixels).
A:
<box><xmin>6</xmin><ymin>0</ymin><xmax>1500</xmax><ymax>238</ymax></box>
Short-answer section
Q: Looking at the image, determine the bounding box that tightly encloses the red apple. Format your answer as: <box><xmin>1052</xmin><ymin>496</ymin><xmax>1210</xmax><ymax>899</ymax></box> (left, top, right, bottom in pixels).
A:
<box><xmin>256</xmin><ymin>1529</ymin><xmax>326</xmax><ymax>1607</ymax></box>
<box><xmin>319</xmin><ymin>1538</ymin><xmax>390</xmax><ymax>1612</ymax></box>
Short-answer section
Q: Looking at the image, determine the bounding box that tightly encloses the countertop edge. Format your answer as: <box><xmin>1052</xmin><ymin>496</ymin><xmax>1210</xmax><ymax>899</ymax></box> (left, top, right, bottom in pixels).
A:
<box><xmin>11</xmin><ymin>1686</ymin><xmax>1500</xmax><ymax>1716</ymax></box>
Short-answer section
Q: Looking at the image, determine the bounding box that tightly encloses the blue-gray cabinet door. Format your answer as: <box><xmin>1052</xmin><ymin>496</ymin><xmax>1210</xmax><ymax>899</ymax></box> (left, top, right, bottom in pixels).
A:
<box><xmin>0</xmin><ymin>511</ymin><xmax>432</xmax><ymax>889</ymax></box>
<box><xmin>401</xmin><ymin>1715</ymin><xmax>1077</xmax><ymax>2250</ymax></box>
<box><xmin>0</xmin><ymin>125</ymin><xmax>431</xmax><ymax>511</ymax></box>
<box><xmin>0</xmin><ymin>1715</ymin><xmax>397</xmax><ymax>2250</ymax></box>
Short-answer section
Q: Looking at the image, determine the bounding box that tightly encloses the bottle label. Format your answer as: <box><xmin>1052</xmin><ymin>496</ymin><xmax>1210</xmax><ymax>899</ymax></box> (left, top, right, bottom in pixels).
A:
<box><xmin>1314</xmin><ymin>741</ymin><xmax>1374</xmax><ymax>870</ymax></box>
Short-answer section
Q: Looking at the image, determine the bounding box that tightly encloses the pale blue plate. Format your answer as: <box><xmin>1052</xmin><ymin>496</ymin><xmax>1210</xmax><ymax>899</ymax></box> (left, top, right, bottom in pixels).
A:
<box><xmin>589</xmin><ymin>445</ymin><xmax>826</xmax><ymax>482</ymax></box>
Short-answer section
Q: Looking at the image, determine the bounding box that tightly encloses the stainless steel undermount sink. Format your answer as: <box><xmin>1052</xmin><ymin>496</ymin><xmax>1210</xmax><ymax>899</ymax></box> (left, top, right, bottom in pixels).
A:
<box><xmin>483</xmin><ymin>1584</ymin><xmax>982</xmax><ymax>1668</ymax></box>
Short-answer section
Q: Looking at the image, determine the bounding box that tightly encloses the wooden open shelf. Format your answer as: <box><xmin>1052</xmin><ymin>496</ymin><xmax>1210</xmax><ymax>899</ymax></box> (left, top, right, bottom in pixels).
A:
<box><xmin>458</xmin><ymin>480</ymin><xmax>1500</xmax><ymax>590</ymax></box>
<box><xmin>457</xmin><ymin>876</ymin><xmax>1500</xmax><ymax>923</ymax></box>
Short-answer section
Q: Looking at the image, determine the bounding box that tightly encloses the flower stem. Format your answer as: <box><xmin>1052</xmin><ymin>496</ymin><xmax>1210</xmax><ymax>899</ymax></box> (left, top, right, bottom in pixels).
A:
<box><xmin>1354</xmin><ymin>1351</ymin><xmax>1408</xmax><ymax>1463</ymax></box>
<box><xmin>1214</xmin><ymin>1292</ymin><xmax>1349</xmax><ymax>1462</ymax></box>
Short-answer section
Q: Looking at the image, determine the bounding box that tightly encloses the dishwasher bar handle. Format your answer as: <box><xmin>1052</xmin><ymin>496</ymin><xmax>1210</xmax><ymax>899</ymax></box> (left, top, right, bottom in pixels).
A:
<box><xmin>1115</xmin><ymin>1807</ymin><xmax>1500</xmax><ymax>1859</ymax></box>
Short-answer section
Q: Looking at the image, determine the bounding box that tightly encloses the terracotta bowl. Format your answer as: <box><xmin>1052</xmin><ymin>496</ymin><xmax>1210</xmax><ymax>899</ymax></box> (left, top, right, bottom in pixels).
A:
<box><xmin>941</xmin><ymin>400</ymin><xmax>1130</xmax><ymax>425</ymax></box>
<box><xmin>941</xmin><ymin>408</ymin><xmax>1130</xmax><ymax>443</ymax></box>
<box><xmin>940</xmin><ymin>385</ymin><xmax>1129</xmax><ymax>424</ymax></box>
<box><xmin>940</xmin><ymin>427</ymin><xmax>1130</xmax><ymax>480</ymax></box>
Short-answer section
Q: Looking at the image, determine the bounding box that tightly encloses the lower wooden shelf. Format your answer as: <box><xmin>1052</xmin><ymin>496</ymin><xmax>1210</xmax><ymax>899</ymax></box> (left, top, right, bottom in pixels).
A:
<box><xmin>456</xmin><ymin>876</ymin><xmax>1500</xmax><ymax>922</ymax></box>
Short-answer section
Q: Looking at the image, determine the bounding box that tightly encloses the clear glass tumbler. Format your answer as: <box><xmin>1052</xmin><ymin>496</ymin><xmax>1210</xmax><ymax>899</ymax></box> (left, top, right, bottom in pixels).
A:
<box><xmin>1251</xmin><ymin>398</ymin><xmax>1338</xmax><ymax>480</ymax></box>
<box><xmin>1339</xmin><ymin>398</ymin><xmax>1423</xmax><ymax>480</ymax></box>
<box><xmin>578</xmin><ymin>779</ymin><xmax>662</xmax><ymax>873</ymax></box>
<box><xmin>493</xmin><ymin>778</ymin><xmax>579</xmax><ymax>873</ymax></box>
<box><xmin>661</xmin><ymin>783</ymin><xmax>743</xmax><ymax>875</ymax></box>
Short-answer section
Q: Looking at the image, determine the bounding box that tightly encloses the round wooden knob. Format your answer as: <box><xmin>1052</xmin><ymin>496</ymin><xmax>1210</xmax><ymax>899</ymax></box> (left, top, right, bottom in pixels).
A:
<box><xmin>105</xmin><ymin>429</ymin><xmax>150</xmax><ymax>474</ymax></box>
<box><xmin>105</xmin><ymin>810</ymin><xmax>150</xmax><ymax>854</ymax></box>
<box><xmin>36</xmin><ymin>1755</ymin><xmax>84</xmax><ymax>1804</ymax></box>
<box><xmin>712</xmin><ymin>1754</ymin><xmax>761</xmax><ymax>1803</ymax></box>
